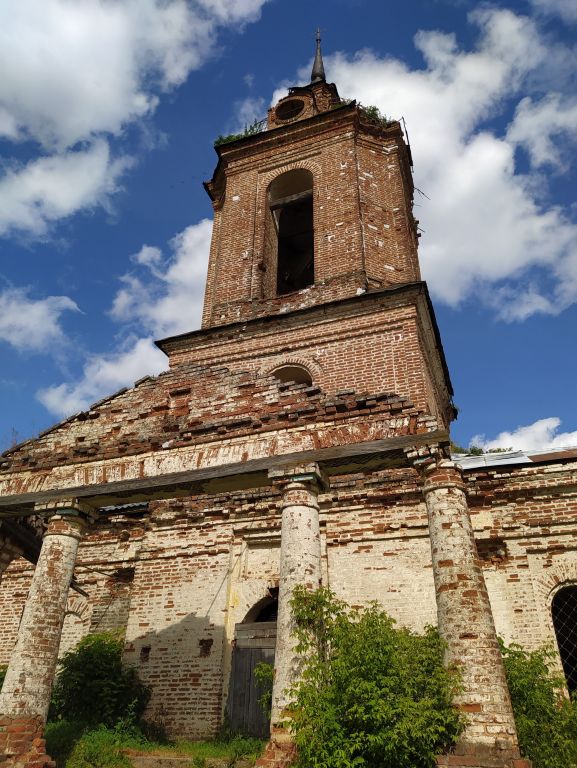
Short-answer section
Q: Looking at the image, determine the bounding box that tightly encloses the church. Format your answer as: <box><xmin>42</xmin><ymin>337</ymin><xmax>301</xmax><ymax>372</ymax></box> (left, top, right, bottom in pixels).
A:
<box><xmin>1</xmin><ymin>35</ymin><xmax>577</xmax><ymax>768</ymax></box>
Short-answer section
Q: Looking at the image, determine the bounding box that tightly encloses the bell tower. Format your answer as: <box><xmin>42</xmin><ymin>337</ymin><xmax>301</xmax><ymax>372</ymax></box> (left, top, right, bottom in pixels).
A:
<box><xmin>157</xmin><ymin>34</ymin><xmax>454</xmax><ymax>431</ymax></box>
<box><xmin>201</xmin><ymin>34</ymin><xmax>420</xmax><ymax>329</ymax></box>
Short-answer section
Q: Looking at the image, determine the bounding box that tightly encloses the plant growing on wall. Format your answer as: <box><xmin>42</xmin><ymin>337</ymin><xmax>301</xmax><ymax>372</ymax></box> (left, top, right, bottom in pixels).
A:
<box><xmin>501</xmin><ymin>641</ymin><xmax>577</xmax><ymax>768</ymax></box>
<box><xmin>50</xmin><ymin>632</ymin><xmax>150</xmax><ymax>728</ymax></box>
<box><xmin>288</xmin><ymin>587</ymin><xmax>464</xmax><ymax>768</ymax></box>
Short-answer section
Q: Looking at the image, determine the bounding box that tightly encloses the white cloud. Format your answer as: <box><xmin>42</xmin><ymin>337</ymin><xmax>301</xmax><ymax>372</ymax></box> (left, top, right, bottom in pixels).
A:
<box><xmin>0</xmin><ymin>287</ymin><xmax>78</xmax><ymax>352</ymax></box>
<box><xmin>530</xmin><ymin>0</ymin><xmax>577</xmax><ymax>24</ymax></box>
<box><xmin>37</xmin><ymin>336</ymin><xmax>166</xmax><ymax>417</ymax></box>
<box><xmin>299</xmin><ymin>8</ymin><xmax>577</xmax><ymax>321</ymax></box>
<box><xmin>471</xmin><ymin>417</ymin><xmax>577</xmax><ymax>451</ymax></box>
<box><xmin>110</xmin><ymin>219</ymin><xmax>212</xmax><ymax>337</ymax></box>
<box><xmin>507</xmin><ymin>95</ymin><xmax>577</xmax><ymax>170</ymax></box>
<box><xmin>0</xmin><ymin>0</ymin><xmax>270</xmax><ymax>237</ymax></box>
<box><xmin>0</xmin><ymin>140</ymin><xmax>132</xmax><ymax>237</ymax></box>
<box><xmin>36</xmin><ymin>218</ymin><xmax>210</xmax><ymax>418</ymax></box>
<box><xmin>0</xmin><ymin>0</ymin><xmax>270</xmax><ymax>151</ymax></box>
<box><xmin>231</xmin><ymin>96</ymin><xmax>266</xmax><ymax>132</ymax></box>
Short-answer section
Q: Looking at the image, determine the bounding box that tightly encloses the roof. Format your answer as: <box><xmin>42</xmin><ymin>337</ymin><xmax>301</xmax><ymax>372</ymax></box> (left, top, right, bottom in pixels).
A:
<box><xmin>454</xmin><ymin>445</ymin><xmax>577</xmax><ymax>470</ymax></box>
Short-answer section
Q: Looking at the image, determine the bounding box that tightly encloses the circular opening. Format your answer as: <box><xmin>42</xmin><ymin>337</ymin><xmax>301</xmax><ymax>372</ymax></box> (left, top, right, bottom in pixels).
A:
<box><xmin>276</xmin><ymin>98</ymin><xmax>305</xmax><ymax>121</ymax></box>
<box><xmin>271</xmin><ymin>365</ymin><xmax>313</xmax><ymax>387</ymax></box>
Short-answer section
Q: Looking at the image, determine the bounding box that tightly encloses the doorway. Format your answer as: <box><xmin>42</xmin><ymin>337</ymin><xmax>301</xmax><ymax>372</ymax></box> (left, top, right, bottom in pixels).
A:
<box><xmin>226</xmin><ymin>591</ymin><xmax>278</xmax><ymax>737</ymax></box>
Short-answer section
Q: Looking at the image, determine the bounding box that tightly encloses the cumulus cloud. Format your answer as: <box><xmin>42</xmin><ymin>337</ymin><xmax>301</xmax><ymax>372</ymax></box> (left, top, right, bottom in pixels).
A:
<box><xmin>507</xmin><ymin>95</ymin><xmax>577</xmax><ymax>170</ymax></box>
<box><xmin>471</xmin><ymin>417</ymin><xmax>577</xmax><ymax>451</ymax></box>
<box><xmin>0</xmin><ymin>287</ymin><xmax>78</xmax><ymax>352</ymax></box>
<box><xmin>281</xmin><ymin>8</ymin><xmax>577</xmax><ymax>321</ymax></box>
<box><xmin>0</xmin><ymin>0</ymin><xmax>270</xmax><ymax>237</ymax></box>
<box><xmin>0</xmin><ymin>0</ymin><xmax>270</xmax><ymax>151</ymax></box>
<box><xmin>110</xmin><ymin>219</ymin><xmax>212</xmax><ymax>337</ymax></box>
<box><xmin>0</xmin><ymin>141</ymin><xmax>132</xmax><ymax>237</ymax></box>
<box><xmin>37</xmin><ymin>336</ymin><xmax>166</xmax><ymax>417</ymax></box>
<box><xmin>37</xmin><ymin>219</ymin><xmax>211</xmax><ymax>417</ymax></box>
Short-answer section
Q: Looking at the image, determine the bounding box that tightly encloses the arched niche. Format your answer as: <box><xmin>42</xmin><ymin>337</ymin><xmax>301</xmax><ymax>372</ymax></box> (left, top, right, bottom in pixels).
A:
<box><xmin>270</xmin><ymin>364</ymin><xmax>313</xmax><ymax>387</ymax></box>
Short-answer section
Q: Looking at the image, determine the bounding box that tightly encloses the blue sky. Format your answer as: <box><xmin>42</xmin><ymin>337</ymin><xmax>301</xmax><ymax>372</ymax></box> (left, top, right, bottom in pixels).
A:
<box><xmin>1</xmin><ymin>0</ymin><xmax>576</xmax><ymax>453</ymax></box>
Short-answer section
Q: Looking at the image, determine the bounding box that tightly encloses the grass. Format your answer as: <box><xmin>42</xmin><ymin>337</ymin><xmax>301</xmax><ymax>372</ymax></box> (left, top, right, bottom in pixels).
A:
<box><xmin>45</xmin><ymin>722</ymin><xmax>265</xmax><ymax>768</ymax></box>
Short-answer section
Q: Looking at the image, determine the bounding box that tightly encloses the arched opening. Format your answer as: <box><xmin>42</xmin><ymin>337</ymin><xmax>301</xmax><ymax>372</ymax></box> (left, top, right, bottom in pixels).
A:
<box><xmin>243</xmin><ymin>587</ymin><xmax>279</xmax><ymax>622</ymax></box>
<box><xmin>552</xmin><ymin>586</ymin><xmax>577</xmax><ymax>694</ymax></box>
<box><xmin>271</xmin><ymin>365</ymin><xmax>313</xmax><ymax>387</ymax></box>
<box><xmin>227</xmin><ymin>592</ymin><xmax>278</xmax><ymax>737</ymax></box>
<box><xmin>268</xmin><ymin>169</ymin><xmax>314</xmax><ymax>296</ymax></box>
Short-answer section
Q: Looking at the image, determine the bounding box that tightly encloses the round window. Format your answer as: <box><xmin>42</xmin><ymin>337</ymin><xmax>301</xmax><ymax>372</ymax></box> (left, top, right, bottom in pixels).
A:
<box><xmin>276</xmin><ymin>98</ymin><xmax>305</xmax><ymax>121</ymax></box>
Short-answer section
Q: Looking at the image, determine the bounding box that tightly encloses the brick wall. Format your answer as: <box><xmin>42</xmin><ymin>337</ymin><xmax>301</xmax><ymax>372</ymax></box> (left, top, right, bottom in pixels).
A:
<box><xmin>201</xmin><ymin>103</ymin><xmax>418</xmax><ymax>329</ymax></box>
<box><xmin>1</xmin><ymin>458</ymin><xmax>575</xmax><ymax>739</ymax></box>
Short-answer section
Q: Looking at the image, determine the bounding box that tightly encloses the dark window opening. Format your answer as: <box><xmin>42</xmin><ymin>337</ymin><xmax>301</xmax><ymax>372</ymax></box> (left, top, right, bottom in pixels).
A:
<box><xmin>276</xmin><ymin>98</ymin><xmax>305</xmax><ymax>121</ymax></box>
<box><xmin>552</xmin><ymin>586</ymin><xmax>577</xmax><ymax>694</ymax></box>
<box><xmin>267</xmin><ymin>169</ymin><xmax>314</xmax><ymax>297</ymax></box>
<box><xmin>275</xmin><ymin>196</ymin><xmax>314</xmax><ymax>295</ymax></box>
<box><xmin>254</xmin><ymin>595</ymin><xmax>278</xmax><ymax>623</ymax></box>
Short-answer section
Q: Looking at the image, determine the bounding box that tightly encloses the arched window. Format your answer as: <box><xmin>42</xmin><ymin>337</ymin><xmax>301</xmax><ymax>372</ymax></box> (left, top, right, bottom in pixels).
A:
<box><xmin>267</xmin><ymin>169</ymin><xmax>314</xmax><ymax>296</ymax></box>
<box><xmin>552</xmin><ymin>585</ymin><xmax>577</xmax><ymax>694</ymax></box>
<box><xmin>271</xmin><ymin>364</ymin><xmax>313</xmax><ymax>387</ymax></box>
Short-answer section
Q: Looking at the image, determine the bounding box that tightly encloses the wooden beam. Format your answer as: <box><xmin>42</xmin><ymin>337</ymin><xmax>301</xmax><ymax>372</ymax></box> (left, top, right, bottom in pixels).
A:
<box><xmin>0</xmin><ymin>429</ymin><xmax>448</xmax><ymax>516</ymax></box>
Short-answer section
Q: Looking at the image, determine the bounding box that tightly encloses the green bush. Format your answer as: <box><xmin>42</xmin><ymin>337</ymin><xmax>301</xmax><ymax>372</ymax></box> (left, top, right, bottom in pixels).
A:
<box><xmin>50</xmin><ymin>633</ymin><xmax>150</xmax><ymax>728</ymax></box>
<box><xmin>288</xmin><ymin>587</ymin><xmax>464</xmax><ymax>768</ymax></box>
<box><xmin>501</xmin><ymin>641</ymin><xmax>577</xmax><ymax>768</ymax></box>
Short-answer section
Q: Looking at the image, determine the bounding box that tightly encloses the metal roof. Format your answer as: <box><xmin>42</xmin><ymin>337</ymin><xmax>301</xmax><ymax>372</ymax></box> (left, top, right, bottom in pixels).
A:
<box><xmin>453</xmin><ymin>445</ymin><xmax>577</xmax><ymax>471</ymax></box>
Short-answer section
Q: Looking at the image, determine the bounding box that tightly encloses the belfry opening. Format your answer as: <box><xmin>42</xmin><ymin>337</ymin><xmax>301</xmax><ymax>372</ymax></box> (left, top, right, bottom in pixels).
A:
<box><xmin>268</xmin><ymin>169</ymin><xmax>314</xmax><ymax>296</ymax></box>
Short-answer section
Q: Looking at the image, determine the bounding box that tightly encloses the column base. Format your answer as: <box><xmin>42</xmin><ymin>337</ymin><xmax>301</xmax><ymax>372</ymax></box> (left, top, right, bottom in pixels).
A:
<box><xmin>254</xmin><ymin>728</ymin><xmax>296</xmax><ymax>768</ymax></box>
<box><xmin>0</xmin><ymin>716</ymin><xmax>55</xmax><ymax>768</ymax></box>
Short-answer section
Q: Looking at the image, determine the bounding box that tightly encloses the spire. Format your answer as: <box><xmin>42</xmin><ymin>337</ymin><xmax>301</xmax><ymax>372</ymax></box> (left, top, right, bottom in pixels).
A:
<box><xmin>310</xmin><ymin>28</ymin><xmax>326</xmax><ymax>84</ymax></box>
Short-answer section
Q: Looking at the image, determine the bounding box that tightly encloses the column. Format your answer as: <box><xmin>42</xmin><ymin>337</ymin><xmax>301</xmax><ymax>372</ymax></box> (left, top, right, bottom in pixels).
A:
<box><xmin>0</xmin><ymin>500</ymin><xmax>92</xmax><ymax>768</ymax></box>
<box><xmin>422</xmin><ymin>460</ymin><xmax>529</xmax><ymax>768</ymax></box>
<box><xmin>268</xmin><ymin>464</ymin><xmax>326</xmax><ymax>728</ymax></box>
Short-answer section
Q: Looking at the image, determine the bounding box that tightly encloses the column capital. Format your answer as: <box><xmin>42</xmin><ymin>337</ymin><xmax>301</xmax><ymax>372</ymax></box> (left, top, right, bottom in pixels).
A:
<box><xmin>268</xmin><ymin>462</ymin><xmax>329</xmax><ymax>491</ymax></box>
<box><xmin>422</xmin><ymin>460</ymin><xmax>466</xmax><ymax>494</ymax></box>
<box><xmin>34</xmin><ymin>498</ymin><xmax>97</xmax><ymax>523</ymax></box>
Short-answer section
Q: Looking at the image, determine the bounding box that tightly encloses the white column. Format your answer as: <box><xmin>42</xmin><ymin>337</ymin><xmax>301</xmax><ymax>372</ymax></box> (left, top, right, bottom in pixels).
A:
<box><xmin>268</xmin><ymin>464</ymin><xmax>325</xmax><ymax>728</ymax></box>
<box><xmin>423</xmin><ymin>460</ymin><xmax>520</xmax><ymax>760</ymax></box>
<box><xmin>0</xmin><ymin>501</ymin><xmax>91</xmax><ymax>721</ymax></box>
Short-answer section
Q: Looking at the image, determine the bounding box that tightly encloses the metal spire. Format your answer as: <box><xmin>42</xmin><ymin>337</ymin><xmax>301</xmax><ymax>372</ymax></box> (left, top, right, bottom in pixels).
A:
<box><xmin>310</xmin><ymin>28</ymin><xmax>326</xmax><ymax>84</ymax></box>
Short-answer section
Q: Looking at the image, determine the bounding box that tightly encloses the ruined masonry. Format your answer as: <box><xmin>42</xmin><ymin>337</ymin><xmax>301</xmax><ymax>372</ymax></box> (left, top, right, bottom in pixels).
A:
<box><xmin>3</xmin><ymin>36</ymin><xmax>577</xmax><ymax>768</ymax></box>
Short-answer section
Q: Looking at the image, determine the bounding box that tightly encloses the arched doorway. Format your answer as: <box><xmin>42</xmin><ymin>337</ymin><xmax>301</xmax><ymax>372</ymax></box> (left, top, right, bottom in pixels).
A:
<box><xmin>227</xmin><ymin>589</ymin><xmax>278</xmax><ymax>736</ymax></box>
<box><xmin>552</xmin><ymin>585</ymin><xmax>577</xmax><ymax>694</ymax></box>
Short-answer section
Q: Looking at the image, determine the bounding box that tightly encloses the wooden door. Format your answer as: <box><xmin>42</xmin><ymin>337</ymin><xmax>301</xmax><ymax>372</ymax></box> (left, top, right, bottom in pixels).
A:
<box><xmin>227</xmin><ymin>621</ymin><xmax>276</xmax><ymax>737</ymax></box>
